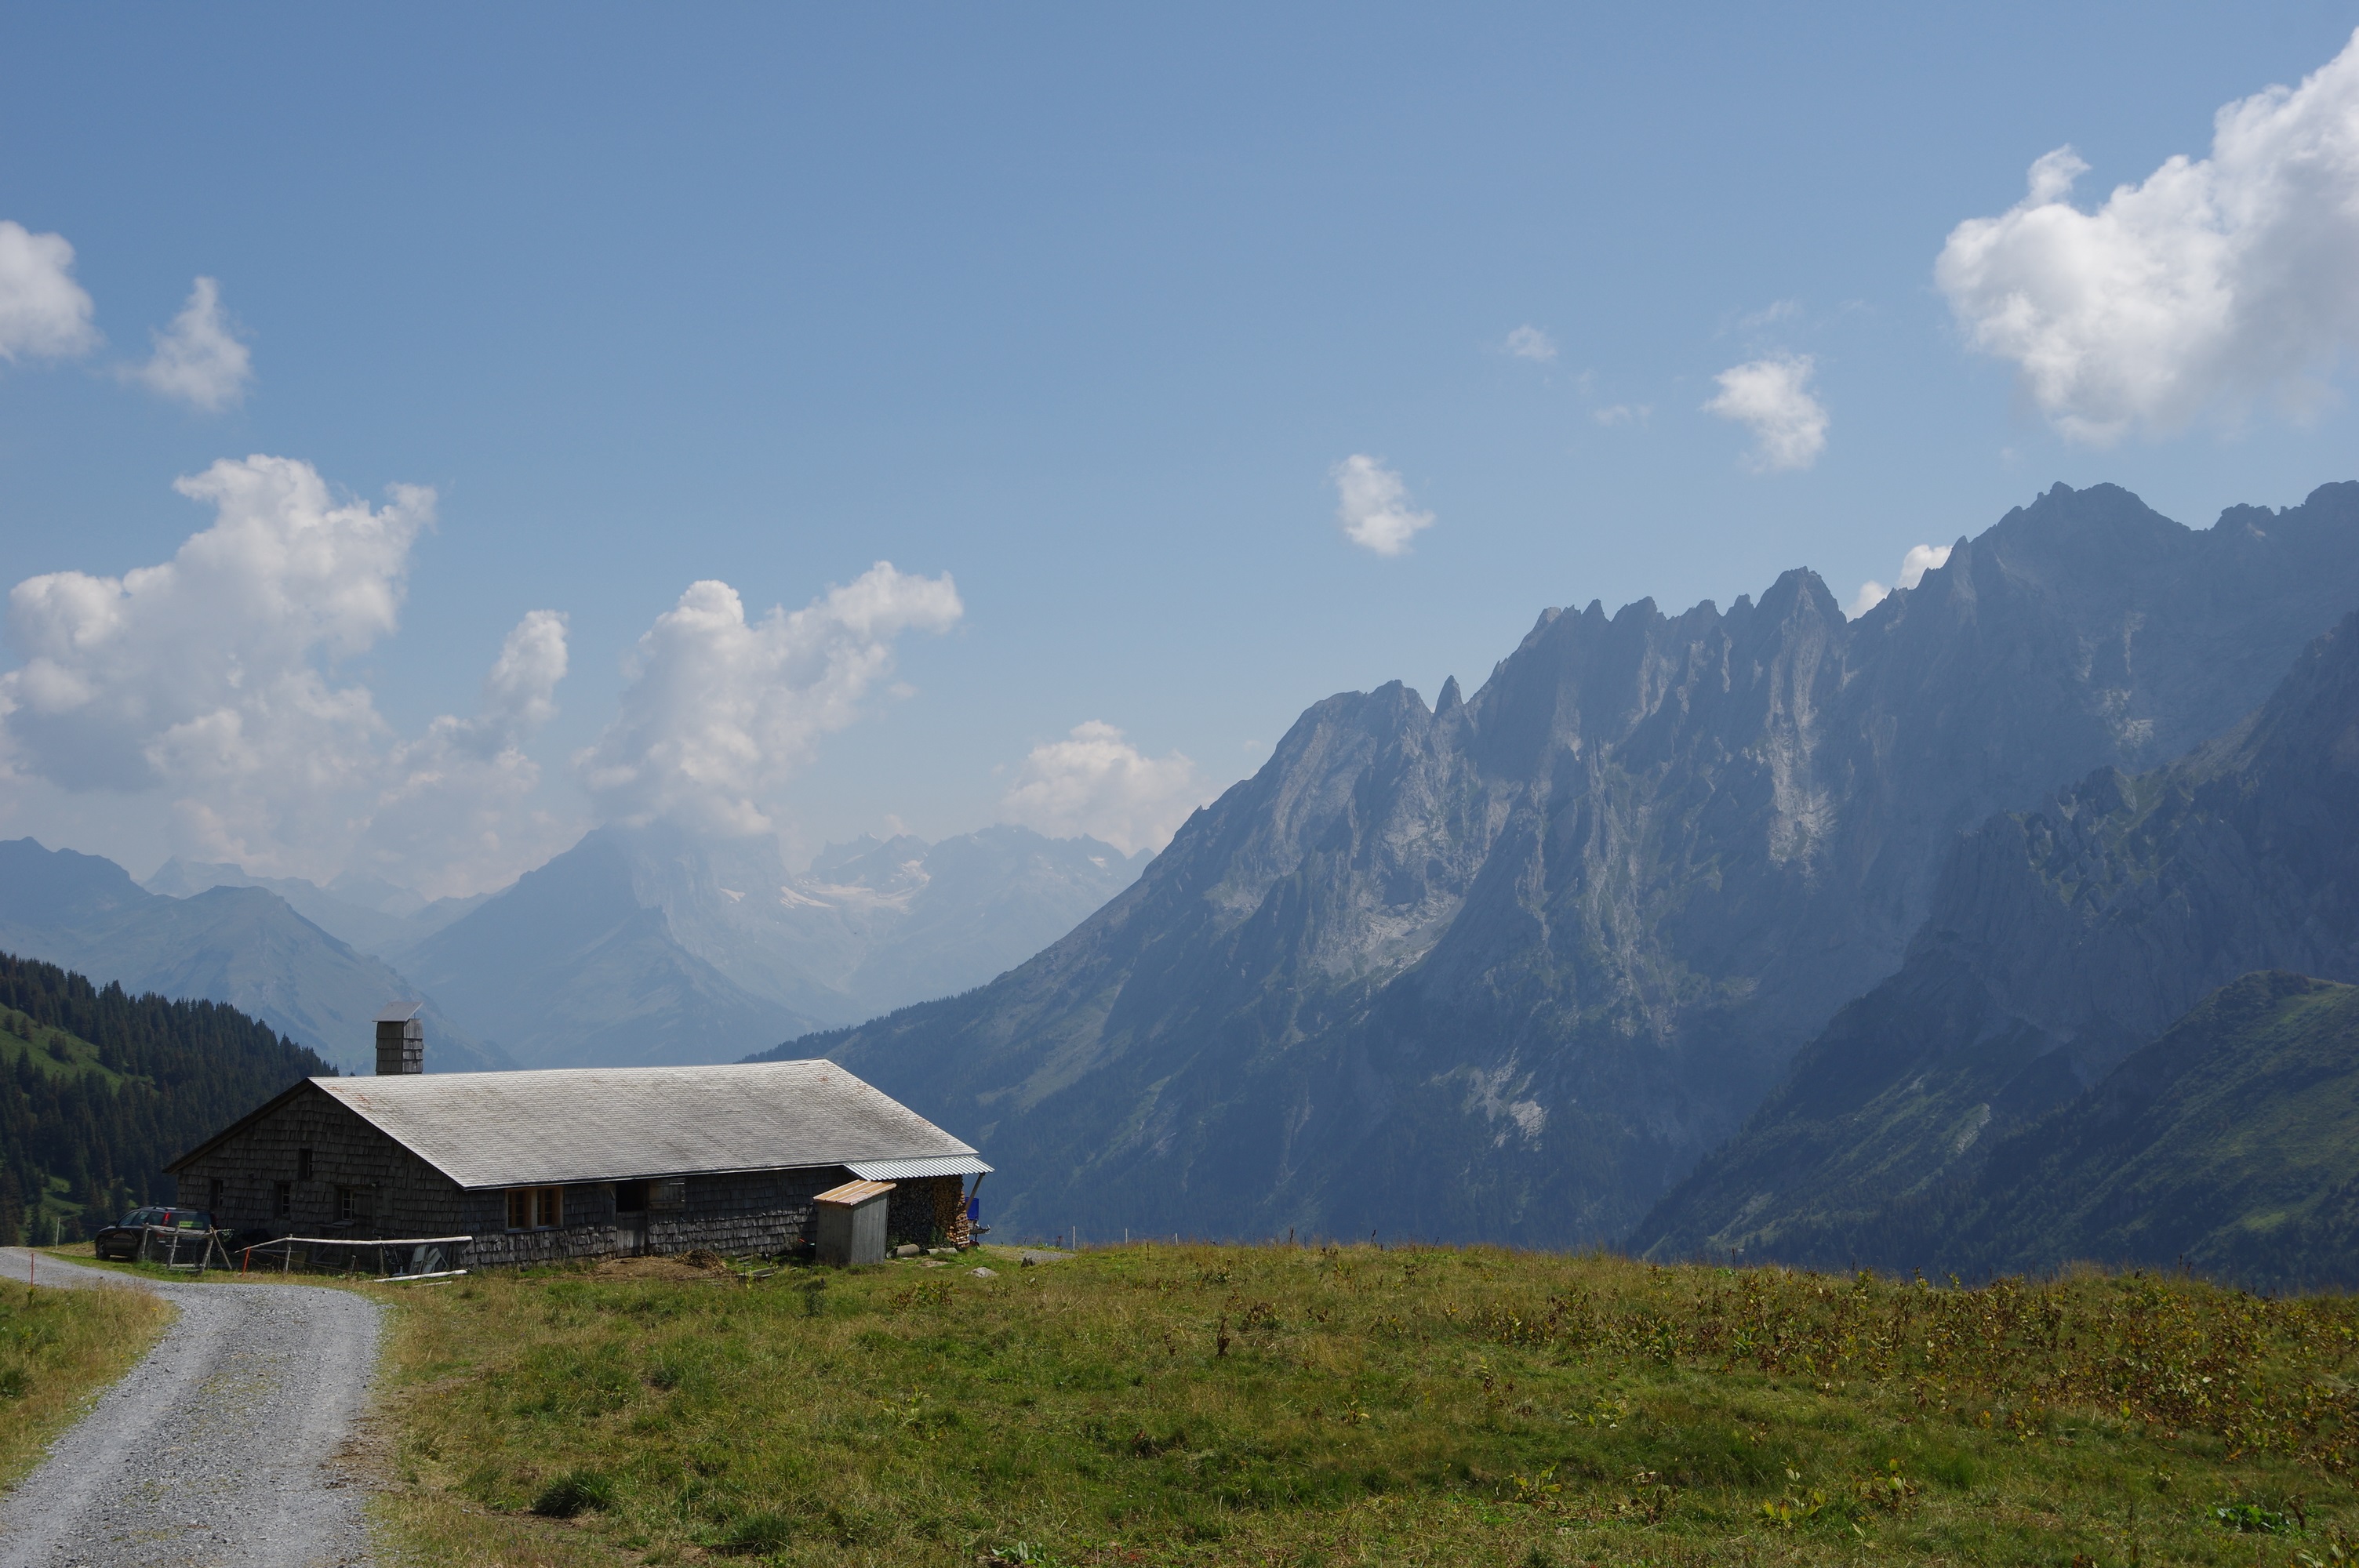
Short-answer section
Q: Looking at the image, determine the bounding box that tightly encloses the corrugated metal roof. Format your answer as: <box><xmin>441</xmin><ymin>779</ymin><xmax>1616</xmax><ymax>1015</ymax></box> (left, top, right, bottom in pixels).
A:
<box><xmin>315</xmin><ymin>1058</ymin><xmax>975</xmax><ymax>1189</ymax></box>
<box><xmin>374</xmin><ymin>1000</ymin><xmax>426</xmax><ymax>1022</ymax></box>
<box><xmin>846</xmin><ymin>1154</ymin><xmax>994</xmax><ymax>1181</ymax></box>
<box><xmin>812</xmin><ymin>1178</ymin><xmax>895</xmax><ymax>1207</ymax></box>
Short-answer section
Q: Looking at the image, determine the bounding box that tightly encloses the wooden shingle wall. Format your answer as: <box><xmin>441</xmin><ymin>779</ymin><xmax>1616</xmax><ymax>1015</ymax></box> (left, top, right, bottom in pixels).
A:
<box><xmin>173</xmin><ymin>1086</ymin><xmax>463</xmax><ymax>1236</ymax></box>
<box><xmin>449</xmin><ymin>1166</ymin><xmax>853</xmax><ymax>1267</ymax></box>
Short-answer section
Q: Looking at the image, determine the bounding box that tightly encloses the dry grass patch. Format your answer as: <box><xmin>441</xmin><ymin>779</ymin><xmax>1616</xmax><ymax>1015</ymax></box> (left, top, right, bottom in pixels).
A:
<box><xmin>0</xmin><ymin>1278</ymin><xmax>172</xmax><ymax>1489</ymax></box>
<box><xmin>374</xmin><ymin>1243</ymin><xmax>2359</xmax><ymax>1566</ymax></box>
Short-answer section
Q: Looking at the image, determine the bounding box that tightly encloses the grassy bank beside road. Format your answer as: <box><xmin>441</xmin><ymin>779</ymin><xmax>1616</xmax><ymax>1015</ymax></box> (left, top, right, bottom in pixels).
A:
<box><xmin>0</xmin><ymin>1272</ymin><xmax>173</xmax><ymax>1489</ymax></box>
<box><xmin>379</xmin><ymin>1243</ymin><xmax>2359</xmax><ymax>1566</ymax></box>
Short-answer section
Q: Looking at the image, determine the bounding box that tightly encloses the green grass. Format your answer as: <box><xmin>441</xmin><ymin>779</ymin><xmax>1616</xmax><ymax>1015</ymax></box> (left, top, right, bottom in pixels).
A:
<box><xmin>36</xmin><ymin>1240</ymin><xmax>243</xmax><ymax>1283</ymax></box>
<box><xmin>0</xmin><ymin>1276</ymin><xmax>173</xmax><ymax>1490</ymax></box>
<box><xmin>0</xmin><ymin>1011</ymin><xmax>136</xmax><ymax>1089</ymax></box>
<box><xmin>375</xmin><ymin>1243</ymin><xmax>2359</xmax><ymax>1566</ymax></box>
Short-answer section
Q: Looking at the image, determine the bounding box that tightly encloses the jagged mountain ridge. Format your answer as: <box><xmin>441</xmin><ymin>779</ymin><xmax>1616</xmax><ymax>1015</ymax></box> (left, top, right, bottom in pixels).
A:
<box><xmin>780</xmin><ymin>481</ymin><xmax>2359</xmax><ymax>1246</ymax></box>
<box><xmin>401</xmin><ymin>822</ymin><xmax>1150</xmax><ymax>1068</ymax></box>
<box><xmin>1631</xmin><ymin>608</ymin><xmax>2359</xmax><ymax>1266</ymax></box>
<box><xmin>0</xmin><ymin>839</ymin><xmax>504</xmax><ymax>1075</ymax></box>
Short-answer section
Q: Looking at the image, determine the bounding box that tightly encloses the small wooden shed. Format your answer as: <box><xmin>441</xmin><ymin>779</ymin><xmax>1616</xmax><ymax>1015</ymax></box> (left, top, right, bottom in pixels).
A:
<box><xmin>812</xmin><ymin>1178</ymin><xmax>895</xmax><ymax>1265</ymax></box>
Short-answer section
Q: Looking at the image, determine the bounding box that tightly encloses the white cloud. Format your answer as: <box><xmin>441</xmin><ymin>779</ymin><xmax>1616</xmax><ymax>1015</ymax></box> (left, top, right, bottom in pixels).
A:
<box><xmin>0</xmin><ymin>220</ymin><xmax>99</xmax><ymax>362</ymax></box>
<box><xmin>1703</xmin><ymin>354</ymin><xmax>1828</xmax><ymax>472</ymax></box>
<box><xmin>1591</xmin><ymin>403</ymin><xmax>1648</xmax><ymax>427</ymax></box>
<box><xmin>1332</xmin><ymin>454</ymin><xmax>1434</xmax><ymax>556</ymax></box>
<box><xmin>578</xmin><ymin>564</ymin><xmax>962</xmax><ymax>837</ymax></box>
<box><xmin>1848</xmin><ymin>542</ymin><xmax>1954</xmax><ymax>619</ymax></box>
<box><xmin>1503</xmin><ymin>324</ymin><xmax>1557</xmax><ymax>362</ymax></box>
<box><xmin>1936</xmin><ymin>30</ymin><xmax>2359</xmax><ymax>442</ymax></box>
<box><xmin>128</xmin><ymin>277</ymin><xmax>252</xmax><ymax>411</ymax></box>
<box><xmin>357</xmin><ymin>611</ymin><xmax>572</xmax><ymax>896</ymax></box>
<box><xmin>0</xmin><ymin>456</ymin><xmax>572</xmax><ymax>896</ymax></box>
<box><xmin>2</xmin><ymin>456</ymin><xmax>425</xmax><ymax>797</ymax></box>
<box><xmin>998</xmin><ymin>720</ymin><xmax>1206</xmax><ymax>855</ymax></box>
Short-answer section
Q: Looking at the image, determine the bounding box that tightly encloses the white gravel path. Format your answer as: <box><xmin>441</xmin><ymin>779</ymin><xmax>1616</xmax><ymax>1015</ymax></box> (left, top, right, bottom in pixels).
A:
<box><xmin>0</xmin><ymin>1249</ymin><xmax>383</xmax><ymax>1568</ymax></box>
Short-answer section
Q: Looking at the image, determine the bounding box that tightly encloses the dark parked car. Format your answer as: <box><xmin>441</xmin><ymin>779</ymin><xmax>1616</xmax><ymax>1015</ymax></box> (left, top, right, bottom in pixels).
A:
<box><xmin>93</xmin><ymin>1207</ymin><xmax>215</xmax><ymax>1261</ymax></box>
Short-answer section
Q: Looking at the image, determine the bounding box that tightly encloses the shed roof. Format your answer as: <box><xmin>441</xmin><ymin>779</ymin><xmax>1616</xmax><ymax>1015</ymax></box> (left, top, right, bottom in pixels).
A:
<box><xmin>180</xmin><ymin>1059</ymin><xmax>975</xmax><ymax>1190</ymax></box>
<box><xmin>813</xmin><ymin>1178</ymin><xmax>895</xmax><ymax>1207</ymax></box>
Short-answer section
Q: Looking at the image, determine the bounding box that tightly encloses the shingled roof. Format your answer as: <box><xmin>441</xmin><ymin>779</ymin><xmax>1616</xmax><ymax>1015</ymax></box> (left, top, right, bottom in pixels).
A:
<box><xmin>172</xmin><ymin>1059</ymin><xmax>983</xmax><ymax>1190</ymax></box>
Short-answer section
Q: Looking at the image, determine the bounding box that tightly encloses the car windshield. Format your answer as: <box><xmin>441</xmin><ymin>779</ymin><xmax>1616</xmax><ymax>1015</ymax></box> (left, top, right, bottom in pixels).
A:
<box><xmin>122</xmin><ymin>1209</ymin><xmax>155</xmax><ymax>1226</ymax></box>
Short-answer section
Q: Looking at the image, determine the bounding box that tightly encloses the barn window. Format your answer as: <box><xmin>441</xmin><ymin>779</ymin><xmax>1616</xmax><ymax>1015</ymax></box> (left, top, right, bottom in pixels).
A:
<box><xmin>273</xmin><ymin>1181</ymin><xmax>291</xmax><ymax>1219</ymax></box>
<box><xmin>208</xmin><ymin>1178</ymin><xmax>223</xmax><ymax>1211</ymax></box>
<box><xmin>506</xmin><ymin>1187</ymin><xmax>563</xmax><ymax>1230</ymax></box>
<box><xmin>297</xmin><ymin>1148</ymin><xmax>314</xmax><ymax>1181</ymax></box>
<box><xmin>336</xmin><ymin>1185</ymin><xmax>373</xmax><ymax>1222</ymax></box>
<box><xmin>614</xmin><ymin>1180</ymin><xmax>649</xmax><ymax>1213</ymax></box>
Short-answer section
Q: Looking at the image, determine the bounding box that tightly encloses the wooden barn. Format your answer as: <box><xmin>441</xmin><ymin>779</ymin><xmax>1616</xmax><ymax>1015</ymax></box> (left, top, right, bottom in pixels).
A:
<box><xmin>165</xmin><ymin>1008</ymin><xmax>988</xmax><ymax>1267</ymax></box>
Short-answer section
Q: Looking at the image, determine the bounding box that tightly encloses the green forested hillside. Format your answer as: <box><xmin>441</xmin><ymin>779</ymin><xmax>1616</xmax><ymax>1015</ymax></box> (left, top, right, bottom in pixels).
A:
<box><xmin>1916</xmin><ymin>972</ymin><xmax>2359</xmax><ymax>1290</ymax></box>
<box><xmin>1668</xmin><ymin>971</ymin><xmax>2359</xmax><ymax>1290</ymax></box>
<box><xmin>0</xmin><ymin>950</ymin><xmax>331</xmax><ymax>1243</ymax></box>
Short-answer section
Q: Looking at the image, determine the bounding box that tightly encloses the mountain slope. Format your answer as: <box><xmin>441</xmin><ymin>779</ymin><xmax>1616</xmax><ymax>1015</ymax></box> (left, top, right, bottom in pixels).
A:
<box><xmin>0</xmin><ymin>840</ymin><xmax>503</xmax><ymax>1075</ymax></box>
<box><xmin>1632</xmin><ymin>609</ymin><xmax>2359</xmax><ymax>1265</ymax></box>
<box><xmin>402</xmin><ymin>822</ymin><xmax>1148</xmax><ymax>1068</ymax></box>
<box><xmin>0</xmin><ymin>949</ymin><xmax>334</xmax><ymax>1240</ymax></box>
<box><xmin>394</xmin><ymin>829</ymin><xmax>818</xmax><ymax>1069</ymax></box>
<box><xmin>1936</xmin><ymin>971</ymin><xmax>2359</xmax><ymax>1290</ymax></box>
<box><xmin>783</xmin><ymin>481</ymin><xmax>2359</xmax><ymax>1246</ymax></box>
<box><xmin>144</xmin><ymin>858</ymin><xmax>487</xmax><ymax>959</ymax></box>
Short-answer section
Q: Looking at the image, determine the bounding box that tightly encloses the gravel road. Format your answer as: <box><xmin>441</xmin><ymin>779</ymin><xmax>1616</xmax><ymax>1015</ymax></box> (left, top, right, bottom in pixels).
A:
<box><xmin>0</xmin><ymin>1249</ymin><xmax>382</xmax><ymax>1567</ymax></box>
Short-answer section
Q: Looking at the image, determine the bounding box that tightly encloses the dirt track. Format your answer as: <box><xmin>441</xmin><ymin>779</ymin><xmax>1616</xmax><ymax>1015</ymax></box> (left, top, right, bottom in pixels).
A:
<box><xmin>0</xmin><ymin>1248</ymin><xmax>381</xmax><ymax>1567</ymax></box>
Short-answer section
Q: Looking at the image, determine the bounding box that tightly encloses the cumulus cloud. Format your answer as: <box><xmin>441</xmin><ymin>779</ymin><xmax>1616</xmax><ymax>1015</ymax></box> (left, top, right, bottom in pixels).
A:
<box><xmin>1704</xmin><ymin>354</ymin><xmax>1828</xmax><ymax>471</ymax></box>
<box><xmin>0</xmin><ymin>456</ymin><xmax>571</xmax><ymax>895</ymax></box>
<box><xmin>128</xmin><ymin>277</ymin><xmax>252</xmax><ymax>411</ymax></box>
<box><xmin>2</xmin><ymin>456</ymin><xmax>425</xmax><ymax>797</ymax></box>
<box><xmin>1332</xmin><ymin>454</ymin><xmax>1434</xmax><ymax>556</ymax></box>
<box><xmin>356</xmin><ymin>611</ymin><xmax>572</xmax><ymax>895</ymax></box>
<box><xmin>1848</xmin><ymin>542</ymin><xmax>1954</xmax><ymax>619</ymax></box>
<box><xmin>578</xmin><ymin>564</ymin><xmax>962</xmax><ymax>836</ymax></box>
<box><xmin>998</xmin><ymin>720</ymin><xmax>1206</xmax><ymax>855</ymax></box>
<box><xmin>0</xmin><ymin>220</ymin><xmax>99</xmax><ymax>362</ymax></box>
<box><xmin>1937</xmin><ymin>31</ymin><xmax>2359</xmax><ymax>441</ymax></box>
<box><xmin>1503</xmin><ymin>324</ymin><xmax>1557</xmax><ymax>362</ymax></box>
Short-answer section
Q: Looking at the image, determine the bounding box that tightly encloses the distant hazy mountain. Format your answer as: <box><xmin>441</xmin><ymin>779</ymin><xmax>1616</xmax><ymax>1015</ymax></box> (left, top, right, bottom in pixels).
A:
<box><xmin>400</xmin><ymin>822</ymin><xmax>1148</xmax><ymax>1068</ymax></box>
<box><xmin>0</xmin><ymin>839</ymin><xmax>504</xmax><ymax>1075</ymax></box>
<box><xmin>780</xmin><ymin>481</ymin><xmax>2359</xmax><ymax>1247</ymax></box>
<box><xmin>1633</xmin><ymin>610</ymin><xmax>2359</xmax><ymax>1267</ymax></box>
<box><xmin>144</xmin><ymin>858</ymin><xmax>489</xmax><ymax>959</ymax></box>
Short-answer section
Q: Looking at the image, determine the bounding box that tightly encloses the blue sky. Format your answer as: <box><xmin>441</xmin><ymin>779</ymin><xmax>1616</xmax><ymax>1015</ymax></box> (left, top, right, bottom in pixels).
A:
<box><xmin>5</xmin><ymin>4</ymin><xmax>2359</xmax><ymax>894</ymax></box>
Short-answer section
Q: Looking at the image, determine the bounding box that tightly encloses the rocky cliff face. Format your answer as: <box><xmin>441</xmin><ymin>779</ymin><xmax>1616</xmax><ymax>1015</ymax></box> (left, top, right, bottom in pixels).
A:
<box><xmin>1631</xmin><ymin>608</ymin><xmax>2359</xmax><ymax>1265</ymax></box>
<box><xmin>787</xmin><ymin>481</ymin><xmax>2359</xmax><ymax>1246</ymax></box>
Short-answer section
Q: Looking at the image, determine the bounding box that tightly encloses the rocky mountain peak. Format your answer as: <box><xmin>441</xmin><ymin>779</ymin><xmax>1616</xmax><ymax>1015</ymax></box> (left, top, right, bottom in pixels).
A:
<box><xmin>812</xmin><ymin>480</ymin><xmax>2359</xmax><ymax>1248</ymax></box>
